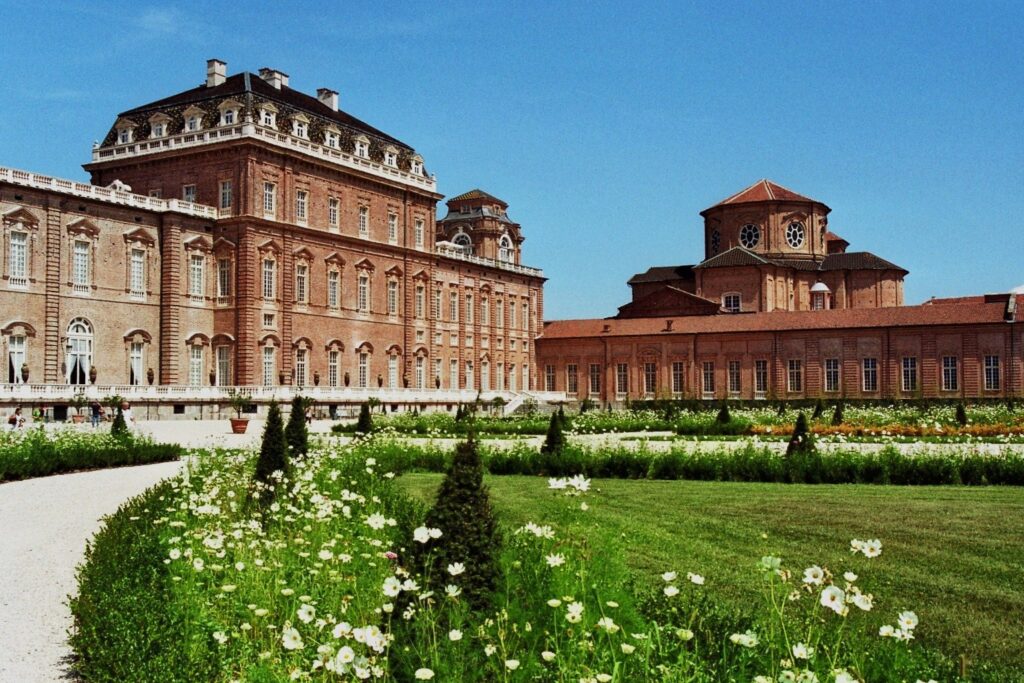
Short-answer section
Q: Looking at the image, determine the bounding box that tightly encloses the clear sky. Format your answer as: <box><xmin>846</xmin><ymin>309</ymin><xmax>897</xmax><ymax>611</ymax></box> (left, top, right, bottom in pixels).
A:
<box><xmin>2</xmin><ymin>0</ymin><xmax>1022</xmax><ymax>318</ymax></box>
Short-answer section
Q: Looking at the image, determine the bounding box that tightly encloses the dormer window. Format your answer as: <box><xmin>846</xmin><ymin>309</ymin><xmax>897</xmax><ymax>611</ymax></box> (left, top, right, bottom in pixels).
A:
<box><xmin>183</xmin><ymin>106</ymin><xmax>204</xmax><ymax>133</ymax></box>
<box><xmin>186</xmin><ymin>115</ymin><xmax>199</xmax><ymax>131</ymax></box>
<box><xmin>222</xmin><ymin>109</ymin><xmax>235</xmax><ymax>125</ymax></box>
<box><xmin>410</xmin><ymin>155</ymin><xmax>424</xmax><ymax>176</ymax></box>
<box><xmin>324</xmin><ymin>128</ymin><xmax>340</xmax><ymax>149</ymax></box>
<box><xmin>383</xmin><ymin>146</ymin><xmax>398</xmax><ymax>167</ymax></box>
<box><xmin>498</xmin><ymin>234</ymin><xmax>513</xmax><ymax>263</ymax></box>
<box><xmin>149</xmin><ymin>113</ymin><xmax>172</xmax><ymax>138</ymax></box>
<box><xmin>354</xmin><ymin>135</ymin><xmax>369</xmax><ymax>158</ymax></box>
<box><xmin>218</xmin><ymin>100</ymin><xmax>240</xmax><ymax>127</ymax></box>
<box><xmin>292</xmin><ymin>115</ymin><xmax>309</xmax><ymax>139</ymax></box>
<box><xmin>259</xmin><ymin>105</ymin><xmax>278</xmax><ymax>129</ymax></box>
<box><xmin>115</xmin><ymin>120</ymin><xmax>136</xmax><ymax>144</ymax></box>
<box><xmin>151</xmin><ymin>123</ymin><xmax>165</xmax><ymax>138</ymax></box>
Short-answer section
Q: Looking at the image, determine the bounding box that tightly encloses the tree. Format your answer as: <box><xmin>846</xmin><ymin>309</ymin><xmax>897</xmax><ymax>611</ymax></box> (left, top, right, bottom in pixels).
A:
<box><xmin>715</xmin><ymin>400</ymin><xmax>731</xmax><ymax>424</ymax></box>
<box><xmin>812</xmin><ymin>398</ymin><xmax>825</xmax><ymax>420</ymax></box>
<box><xmin>355</xmin><ymin>403</ymin><xmax>373</xmax><ymax>436</ymax></box>
<box><xmin>541</xmin><ymin>410</ymin><xmax>565</xmax><ymax>455</ymax></box>
<box><xmin>253</xmin><ymin>402</ymin><xmax>288</xmax><ymax>507</ymax></box>
<box><xmin>285</xmin><ymin>395</ymin><xmax>309</xmax><ymax>458</ymax></box>
<box><xmin>416</xmin><ymin>438</ymin><xmax>502</xmax><ymax>611</ymax></box>
<box><xmin>110</xmin><ymin>406</ymin><xmax>129</xmax><ymax>439</ymax></box>
<box><xmin>831</xmin><ymin>401</ymin><xmax>844</xmax><ymax>426</ymax></box>
<box><xmin>956</xmin><ymin>402</ymin><xmax>968</xmax><ymax>427</ymax></box>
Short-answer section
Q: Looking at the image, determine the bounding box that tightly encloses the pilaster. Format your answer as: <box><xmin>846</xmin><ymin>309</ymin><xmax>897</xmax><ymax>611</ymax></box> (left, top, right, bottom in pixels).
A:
<box><xmin>43</xmin><ymin>202</ymin><xmax>63</xmax><ymax>382</ymax></box>
<box><xmin>159</xmin><ymin>217</ymin><xmax>182</xmax><ymax>383</ymax></box>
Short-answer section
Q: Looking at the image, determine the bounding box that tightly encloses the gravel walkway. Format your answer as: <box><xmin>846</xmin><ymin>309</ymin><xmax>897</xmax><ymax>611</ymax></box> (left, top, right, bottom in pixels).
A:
<box><xmin>0</xmin><ymin>460</ymin><xmax>183</xmax><ymax>683</ymax></box>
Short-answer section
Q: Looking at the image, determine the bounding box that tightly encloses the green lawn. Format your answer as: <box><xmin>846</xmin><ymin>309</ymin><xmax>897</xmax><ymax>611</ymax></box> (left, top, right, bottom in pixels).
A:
<box><xmin>399</xmin><ymin>474</ymin><xmax>1024</xmax><ymax>674</ymax></box>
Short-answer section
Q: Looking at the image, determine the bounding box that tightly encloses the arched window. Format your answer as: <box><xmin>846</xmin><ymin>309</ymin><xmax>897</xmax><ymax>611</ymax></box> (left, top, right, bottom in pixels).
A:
<box><xmin>453</xmin><ymin>231</ymin><xmax>473</xmax><ymax>254</ymax></box>
<box><xmin>498</xmin><ymin>234</ymin><xmax>513</xmax><ymax>263</ymax></box>
<box><xmin>66</xmin><ymin>318</ymin><xmax>93</xmax><ymax>385</ymax></box>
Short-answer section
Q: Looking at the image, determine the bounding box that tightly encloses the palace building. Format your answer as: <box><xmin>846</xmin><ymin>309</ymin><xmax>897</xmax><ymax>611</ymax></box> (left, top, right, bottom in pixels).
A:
<box><xmin>0</xmin><ymin>60</ymin><xmax>545</xmax><ymax>406</ymax></box>
<box><xmin>536</xmin><ymin>180</ymin><xmax>1021</xmax><ymax>403</ymax></box>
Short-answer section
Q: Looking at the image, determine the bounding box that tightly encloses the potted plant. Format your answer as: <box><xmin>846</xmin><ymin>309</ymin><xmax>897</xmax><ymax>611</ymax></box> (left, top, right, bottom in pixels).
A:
<box><xmin>20</xmin><ymin>363</ymin><xmax>29</xmax><ymax>383</ymax></box>
<box><xmin>69</xmin><ymin>392</ymin><xmax>88</xmax><ymax>423</ymax></box>
<box><xmin>88</xmin><ymin>365</ymin><xmax>97</xmax><ymax>384</ymax></box>
<box><xmin>227</xmin><ymin>389</ymin><xmax>254</xmax><ymax>434</ymax></box>
<box><xmin>147</xmin><ymin>367</ymin><xmax>155</xmax><ymax>385</ymax></box>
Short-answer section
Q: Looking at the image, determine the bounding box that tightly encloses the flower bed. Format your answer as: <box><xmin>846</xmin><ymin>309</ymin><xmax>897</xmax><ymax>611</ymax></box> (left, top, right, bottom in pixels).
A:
<box><xmin>0</xmin><ymin>428</ymin><xmax>181</xmax><ymax>482</ymax></box>
<box><xmin>70</xmin><ymin>441</ymin><xmax>975</xmax><ymax>681</ymax></box>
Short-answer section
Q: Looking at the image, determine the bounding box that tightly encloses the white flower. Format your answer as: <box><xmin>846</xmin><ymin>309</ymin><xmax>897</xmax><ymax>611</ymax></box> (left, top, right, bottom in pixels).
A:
<box><xmin>898</xmin><ymin>610</ymin><xmax>919</xmax><ymax>631</ymax></box>
<box><xmin>297</xmin><ymin>603</ymin><xmax>316</xmax><ymax>624</ymax></box>
<box><xmin>413</xmin><ymin>526</ymin><xmax>431</xmax><ymax>543</ymax></box>
<box><xmin>596</xmin><ymin>675</ymin><xmax>612</xmax><ymax>683</ymax></box>
<box><xmin>448</xmin><ymin>629</ymin><xmax>462</xmax><ymax>641</ymax></box>
<box><xmin>729</xmin><ymin>630</ymin><xmax>759</xmax><ymax>648</ymax></box>
<box><xmin>596</xmin><ymin>616</ymin><xmax>619</xmax><ymax>633</ymax></box>
<box><xmin>547</xmin><ymin>599</ymin><xmax>562</xmax><ymax>608</ymax></box>
<box><xmin>853</xmin><ymin>592</ymin><xmax>873</xmax><ymax>611</ymax></box>
<box><xmin>484</xmin><ymin>644</ymin><xmax>497</xmax><ymax>656</ymax></box>
<box><xmin>843</xmin><ymin>571</ymin><xmax>858</xmax><ymax>582</ymax></box>
<box><xmin>541</xmin><ymin>650</ymin><xmax>556</xmax><ymax>662</ymax></box>
<box><xmin>791</xmin><ymin>642</ymin><xmax>814</xmax><ymax>660</ymax></box>
<box><xmin>819</xmin><ymin>586</ymin><xmax>846</xmax><ymax>615</ymax></box>
<box><xmin>221</xmin><ymin>584</ymin><xmax>237</xmax><ymax>593</ymax></box>
<box><xmin>833</xmin><ymin>670</ymin><xmax>857</xmax><ymax>683</ymax></box>
<box><xmin>687</xmin><ymin>572</ymin><xmax>705</xmax><ymax>585</ymax></box>
<box><xmin>548</xmin><ymin>477</ymin><xmax>568</xmax><ymax>490</ymax></box>
<box><xmin>861</xmin><ymin>539</ymin><xmax>882</xmax><ymax>558</ymax></box>
<box><xmin>444</xmin><ymin>584</ymin><xmax>461</xmax><ymax>598</ymax></box>
<box><xmin>879</xmin><ymin>624</ymin><xmax>896</xmax><ymax>637</ymax></box>
<box><xmin>664</xmin><ymin>585</ymin><xmax>679</xmax><ymax>598</ymax></box>
<box><xmin>365</xmin><ymin>513</ymin><xmax>387</xmax><ymax>530</ymax></box>
<box><xmin>192</xmin><ymin>558</ymin><xmax>205</xmax><ymax>571</ymax></box>
<box><xmin>546</xmin><ymin>553</ymin><xmax>566</xmax><ymax>568</ymax></box>
<box><xmin>505</xmin><ymin>660</ymin><xmax>520</xmax><ymax>671</ymax></box>
<box><xmin>676</xmin><ymin>628</ymin><xmax>694</xmax><ymax>641</ymax></box>
<box><xmin>332</xmin><ymin>622</ymin><xmax>352</xmax><ymax>638</ymax></box>
<box><xmin>414</xmin><ymin>668</ymin><xmax>434</xmax><ymax>680</ymax></box>
<box><xmin>565</xmin><ymin>601</ymin><xmax>584</xmax><ymax>623</ymax></box>
<box><xmin>318</xmin><ymin>549</ymin><xmax>333</xmax><ymax>561</ymax></box>
<box><xmin>796</xmin><ymin>672</ymin><xmax>819</xmax><ymax>683</ymax></box>
<box><xmin>428</xmin><ymin>527</ymin><xmax>442</xmax><ymax>539</ymax></box>
<box><xmin>621</xmin><ymin>643</ymin><xmax>635</xmax><ymax>654</ymax></box>
<box><xmin>281</xmin><ymin>626</ymin><xmax>304</xmax><ymax>651</ymax></box>
<box><xmin>802</xmin><ymin>566</ymin><xmax>824</xmax><ymax>585</ymax></box>
<box><xmin>661</xmin><ymin>571</ymin><xmax>677</xmax><ymax>582</ymax></box>
<box><xmin>169</xmin><ymin>548</ymin><xmax>181</xmax><ymax>560</ymax></box>
<box><xmin>335</xmin><ymin>645</ymin><xmax>355</xmax><ymax>665</ymax></box>
<box><xmin>212</xmin><ymin>630</ymin><xmax>228</xmax><ymax>645</ymax></box>
<box><xmin>447</xmin><ymin>562</ymin><xmax>465</xmax><ymax>576</ymax></box>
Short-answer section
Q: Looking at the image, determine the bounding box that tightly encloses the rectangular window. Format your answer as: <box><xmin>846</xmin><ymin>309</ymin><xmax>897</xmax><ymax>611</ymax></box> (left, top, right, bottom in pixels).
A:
<box><xmin>388</xmin><ymin>355</ymin><xmax>398</xmax><ymax>389</ymax></box>
<box><xmin>328</xmin><ymin>271</ymin><xmax>340</xmax><ymax>310</ymax></box>
<box><xmin>523</xmin><ymin>302</ymin><xmax>530</xmax><ymax>332</ymax></box>
<box><xmin>465</xmin><ymin>361</ymin><xmax>474</xmax><ymax>389</ymax></box>
<box><xmin>328</xmin><ymin>198</ymin><xmax>339</xmax><ymax>231</ymax></box>
<box><xmin>294</xmin><ymin>263</ymin><xmax>308</xmax><ymax>304</ymax></box>
<box><xmin>295</xmin><ymin>349</ymin><xmax>307</xmax><ymax>386</ymax></box>
<box><xmin>130</xmin><ymin>248</ymin><xmax>145</xmax><ymax>299</ymax></box>
<box><xmin>466</xmin><ymin>294</ymin><xmax>474</xmax><ymax>324</ymax></box>
<box><xmin>263</xmin><ymin>347</ymin><xmax>275</xmax><ymax>386</ymax></box>
<box><xmin>450</xmin><ymin>332</ymin><xmax>458</xmax><ymax>347</ymax></box>
<box><xmin>328</xmin><ymin>350</ymin><xmax>339</xmax><ymax>387</ymax></box>
<box><xmin>942</xmin><ymin>356</ymin><xmax>959</xmax><ymax>392</ymax></box>
<box><xmin>387</xmin><ymin>280</ymin><xmax>398</xmax><ymax>316</ymax></box>
<box><xmin>262</xmin><ymin>313</ymin><xmax>275</xmax><ymax>328</ymax></box>
<box><xmin>416</xmin><ymin>356</ymin><xmax>425</xmax><ymax>389</ymax></box>
<box><xmin>723</xmin><ymin>294</ymin><xmax>740</xmax><ymax>313</ymax></box>
<box><xmin>217</xmin><ymin>258</ymin><xmax>231</xmax><ymax>299</ymax></box>
<box><xmin>449</xmin><ymin>290</ymin><xmax>458</xmax><ymax>322</ymax></box>
<box><xmin>862</xmin><ymin>358</ymin><xmax>878</xmax><ymax>392</ymax></box>
<box><xmin>984</xmin><ymin>355</ymin><xmax>1001</xmax><ymax>392</ymax></box>
<box><xmin>358</xmin><ymin>353</ymin><xmax>368</xmax><ymax>388</ymax></box>
<box><xmin>643</xmin><ymin>362</ymin><xmax>657</xmax><ymax>396</ymax></box>
<box><xmin>566</xmin><ymin>364</ymin><xmax>578</xmax><ymax>395</ymax></box>
<box><xmin>751</xmin><ymin>359</ymin><xmax>766</xmax><ymax>398</ymax></box>
<box><xmin>509</xmin><ymin>300</ymin><xmax>517</xmax><ymax>328</ymax></box>
<box><xmin>358</xmin><ymin>206</ymin><xmax>369</xmax><ymax>237</ymax></box>
<box><xmin>590</xmin><ymin>363</ymin><xmax>603</xmax><ymax>396</ymax></box>
<box><xmin>189</xmin><ymin>346</ymin><xmax>203</xmax><ymax>387</ymax></box>
<box><xmin>902</xmin><ymin>357</ymin><xmax>918</xmax><ymax>393</ymax></box>
<box><xmin>7</xmin><ymin>335</ymin><xmax>25</xmax><ymax>384</ymax></box>
<box><xmin>825</xmin><ymin>358</ymin><xmax>840</xmax><ymax>393</ymax></box>
<box><xmin>223</xmin><ymin>109</ymin><xmax>235</xmax><ymax>125</ymax></box>
<box><xmin>523</xmin><ymin>364</ymin><xmax>530</xmax><ymax>391</ymax></box>
<box><xmin>496</xmin><ymin>299</ymin><xmax>504</xmax><ymax>328</ymax></box>
<box><xmin>216</xmin><ymin>346</ymin><xmax>230</xmax><ymax>386</ymax></box>
<box><xmin>728</xmin><ymin>360</ymin><xmax>741</xmax><ymax>396</ymax></box>
<box><xmin>9</xmin><ymin>231</ymin><xmax>27</xmax><ymax>287</ymax></box>
<box><xmin>433</xmin><ymin>288</ymin><xmax>442</xmax><ymax>320</ymax></box>
<box><xmin>189</xmin><ymin>254</ymin><xmax>204</xmax><ymax>303</ymax></box>
<box><xmin>480</xmin><ymin>361</ymin><xmax>489</xmax><ymax>391</ymax></box>
<box><xmin>415</xmin><ymin>285</ymin><xmax>425</xmax><ymax>318</ymax></box>
<box><xmin>388</xmin><ymin>213</ymin><xmax>398</xmax><ymax>243</ymax></box>
<box><xmin>616</xmin><ymin>363</ymin><xmax>628</xmax><ymax>396</ymax></box>
<box><xmin>295</xmin><ymin>190</ymin><xmax>308</xmax><ymax>223</ymax></box>
<box><xmin>671</xmin><ymin>361</ymin><xmax>684</xmax><ymax>395</ymax></box>
<box><xmin>481</xmin><ymin>298</ymin><xmax>489</xmax><ymax>325</ymax></box>
<box><xmin>182</xmin><ymin>184</ymin><xmax>196</xmax><ymax>203</ymax></box>
<box><xmin>496</xmin><ymin>362</ymin><xmax>504</xmax><ymax>391</ymax></box>
<box><xmin>787</xmin><ymin>359</ymin><xmax>803</xmax><ymax>393</ymax></box>
<box><xmin>358</xmin><ymin>274</ymin><xmax>370</xmax><ymax>312</ymax></box>
<box><xmin>434</xmin><ymin>358</ymin><xmax>442</xmax><ymax>388</ymax></box>
<box><xmin>219</xmin><ymin>181</ymin><xmax>232</xmax><ymax>210</ymax></box>
<box><xmin>414</xmin><ymin>219</ymin><xmax>424</xmax><ymax>248</ymax></box>
<box><xmin>508</xmin><ymin>363</ymin><xmax>517</xmax><ymax>391</ymax></box>
<box><xmin>130</xmin><ymin>342</ymin><xmax>144</xmax><ymax>386</ymax></box>
<box><xmin>702</xmin><ymin>361</ymin><xmax>715</xmax><ymax>399</ymax></box>
<box><xmin>262</xmin><ymin>259</ymin><xmax>275</xmax><ymax>299</ymax></box>
<box><xmin>263</xmin><ymin>182</ymin><xmax>276</xmax><ymax>216</ymax></box>
<box><xmin>450</xmin><ymin>358</ymin><xmax>459</xmax><ymax>389</ymax></box>
<box><xmin>73</xmin><ymin>240</ymin><xmax>90</xmax><ymax>292</ymax></box>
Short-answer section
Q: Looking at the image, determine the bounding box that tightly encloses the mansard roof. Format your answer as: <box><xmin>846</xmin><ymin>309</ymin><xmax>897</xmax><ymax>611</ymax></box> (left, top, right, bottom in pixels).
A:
<box><xmin>626</xmin><ymin>265</ymin><xmax>695</xmax><ymax>285</ymax></box>
<box><xmin>118</xmin><ymin>72</ymin><xmax>412</xmax><ymax>150</ymax></box>
<box><xmin>447</xmin><ymin>189</ymin><xmax>508</xmax><ymax>207</ymax></box>
<box><xmin>821</xmin><ymin>252</ymin><xmax>908</xmax><ymax>274</ymax></box>
<box><xmin>694</xmin><ymin>247</ymin><xmax>907</xmax><ymax>275</ymax></box>
<box><xmin>702</xmin><ymin>179</ymin><xmax>828</xmax><ymax>214</ymax></box>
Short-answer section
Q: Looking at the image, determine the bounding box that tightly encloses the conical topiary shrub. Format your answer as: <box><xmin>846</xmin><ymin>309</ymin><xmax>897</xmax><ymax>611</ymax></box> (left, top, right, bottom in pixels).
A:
<box><xmin>812</xmin><ymin>398</ymin><xmax>825</xmax><ymax>420</ymax></box>
<box><xmin>285</xmin><ymin>395</ymin><xmax>309</xmax><ymax>458</ymax></box>
<box><xmin>253</xmin><ymin>402</ymin><xmax>288</xmax><ymax>507</ymax></box>
<box><xmin>541</xmin><ymin>410</ymin><xmax>565</xmax><ymax>455</ymax></box>
<box><xmin>355</xmin><ymin>403</ymin><xmax>373</xmax><ymax>436</ymax></box>
<box><xmin>785</xmin><ymin>411</ymin><xmax>822</xmax><ymax>483</ymax></box>
<box><xmin>716</xmin><ymin>400</ymin><xmax>731</xmax><ymax>424</ymax></box>
<box><xmin>786</xmin><ymin>412</ymin><xmax>813</xmax><ymax>457</ymax></box>
<box><xmin>955</xmin><ymin>402</ymin><xmax>968</xmax><ymax>427</ymax></box>
<box><xmin>416</xmin><ymin>437</ymin><xmax>501</xmax><ymax>611</ymax></box>
<box><xmin>831</xmin><ymin>401</ymin><xmax>844</xmax><ymax>426</ymax></box>
<box><xmin>110</xmin><ymin>407</ymin><xmax>129</xmax><ymax>439</ymax></box>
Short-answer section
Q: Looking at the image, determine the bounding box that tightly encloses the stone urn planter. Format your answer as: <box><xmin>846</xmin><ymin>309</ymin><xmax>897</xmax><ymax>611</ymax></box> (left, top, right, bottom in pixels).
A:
<box><xmin>20</xmin><ymin>363</ymin><xmax>29</xmax><ymax>383</ymax></box>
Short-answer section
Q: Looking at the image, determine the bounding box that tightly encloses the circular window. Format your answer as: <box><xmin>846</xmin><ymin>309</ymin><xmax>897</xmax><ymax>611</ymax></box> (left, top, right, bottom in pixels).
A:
<box><xmin>739</xmin><ymin>224</ymin><xmax>760</xmax><ymax>249</ymax></box>
<box><xmin>786</xmin><ymin>221</ymin><xmax>805</xmax><ymax>249</ymax></box>
<box><xmin>710</xmin><ymin>229</ymin><xmax>721</xmax><ymax>254</ymax></box>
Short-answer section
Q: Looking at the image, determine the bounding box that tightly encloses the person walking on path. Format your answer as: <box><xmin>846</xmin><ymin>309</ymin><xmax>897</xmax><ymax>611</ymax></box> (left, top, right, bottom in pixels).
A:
<box><xmin>89</xmin><ymin>400</ymin><xmax>103</xmax><ymax>428</ymax></box>
<box><xmin>6</xmin><ymin>407</ymin><xmax>26</xmax><ymax>431</ymax></box>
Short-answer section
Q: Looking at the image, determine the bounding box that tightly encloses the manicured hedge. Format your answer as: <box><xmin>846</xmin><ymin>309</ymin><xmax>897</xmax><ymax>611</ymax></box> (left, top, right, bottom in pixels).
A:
<box><xmin>0</xmin><ymin>429</ymin><xmax>181</xmax><ymax>482</ymax></box>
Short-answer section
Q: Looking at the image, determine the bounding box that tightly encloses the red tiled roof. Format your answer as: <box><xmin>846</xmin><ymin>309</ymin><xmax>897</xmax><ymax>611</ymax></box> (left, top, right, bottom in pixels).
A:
<box><xmin>702</xmin><ymin>179</ymin><xmax>826</xmax><ymax>213</ymax></box>
<box><xmin>539</xmin><ymin>300</ymin><xmax>1011</xmax><ymax>340</ymax></box>
<box><xmin>447</xmin><ymin>189</ymin><xmax>507</xmax><ymax>207</ymax></box>
<box><xmin>825</xmin><ymin>231</ymin><xmax>849</xmax><ymax>245</ymax></box>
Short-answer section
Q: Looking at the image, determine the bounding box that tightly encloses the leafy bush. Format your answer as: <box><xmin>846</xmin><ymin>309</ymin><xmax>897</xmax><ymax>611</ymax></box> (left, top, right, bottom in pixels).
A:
<box><xmin>0</xmin><ymin>429</ymin><xmax>180</xmax><ymax>482</ymax></box>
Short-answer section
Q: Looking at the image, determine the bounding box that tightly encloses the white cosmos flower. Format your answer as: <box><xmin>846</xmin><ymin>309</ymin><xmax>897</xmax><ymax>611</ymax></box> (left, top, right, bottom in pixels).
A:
<box><xmin>687</xmin><ymin>572</ymin><xmax>705</xmax><ymax>585</ymax></box>
<box><xmin>898</xmin><ymin>610</ymin><xmax>919</xmax><ymax>630</ymax></box>
<box><xmin>843</xmin><ymin>571</ymin><xmax>858</xmax><ymax>582</ymax></box>
<box><xmin>335</xmin><ymin>645</ymin><xmax>355</xmax><ymax>665</ymax></box>
<box><xmin>192</xmin><ymin>558</ymin><xmax>204</xmax><ymax>571</ymax></box>
<box><xmin>365</xmin><ymin>513</ymin><xmax>387</xmax><ymax>530</ymax></box>
<box><xmin>448</xmin><ymin>629</ymin><xmax>462</xmax><ymax>641</ymax></box>
<box><xmin>861</xmin><ymin>539</ymin><xmax>882</xmax><ymax>558</ymax></box>
<box><xmin>819</xmin><ymin>586</ymin><xmax>846</xmax><ymax>615</ymax></box>
<box><xmin>169</xmin><ymin>548</ymin><xmax>181</xmax><ymax>560</ymax></box>
<box><xmin>541</xmin><ymin>650</ymin><xmax>556</xmax><ymax>662</ymax></box>
<box><xmin>621</xmin><ymin>643</ymin><xmax>636</xmax><ymax>654</ymax></box>
<box><xmin>297</xmin><ymin>603</ymin><xmax>316</xmax><ymax>624</ymax></box>
<box><xmin>596</xmin><ymin>675</ymin><xmax>612</xmax><ymax>683</ymax></box>
<box><xmin>212</xmin><ymin>631</ymin><xmax>228</xmax><ymax>645</ymax></box>
<box><xmin>414</xmin><ymin>668</ymin><xmax>434</xmax><ymax>680</ymax></box>
<box><xmin>318</xmin><ymin>549</ymin><xmax>333</xmax><ymax>561</ymax></box>
<box><xmin>833</xmin><ymin>670</ymin><xmax>857</xmax><ymax>683</ymax></box>
<box><xmin>447</xmin><ymin>562</ymin><xmax>465</xmax><ymax>576</ymax></box>
<box><xmin>428</xmin><ymin>528</ymin><xmax>442</xmax><ymax>539</ymax></box>
<box><xmin>802</xmin><ymin>566</ymin><xmax>824</xmax><ymax>585</ymax></box>
<box><xmin>661</xmin><ymin>571</ymin><xmax>677</xmax><ymax>582</ymax></box>
<box><xmin>505</xmin><ymin>660</ymin><xmax>520</xmax><ymax>671</ymax></box>
<box><xmin>444</xmin><ymin>584</ymin><xmax>461</xmax><ymax>598</ymax></box>
<box><xmin>565</xmin><ymin>601</ymin><xmax>584</xmax><ymax>623</ymax></box>
<box><xmin>332</xmin><ymin>621</ymin><xmax>352</xmax><ymax>638</ymax></box>
<box><xmin>791</xmin><ymin>642</ymin><xmax>814</xmax><ymax>659</ymax></box>
<box><xmin>728</xmin><ymin>630</ymin><xmax>759</xmax><ymax>647</ymax></box>
<box><xmin>596</xmin><ymin>617</ymin><xmax>618</xmax><ymax>633</ymax></box>
<box><xmin>413</xmin><ymin>527</ymin><xmax>431</xmax><ymax>543</ymax></box>
<box><xmin>281</xmin><ymin>626</ymin><xmax>304</xmax><ymax>650</ymax></box>
<box><xmin>853</xmin><ymin>592</ymin><xmax>874</xmax><ymax>611</ymax></box>
<box><xmin>546</xmin><ymin>553</ymin><xmax>566</xmax><ymax>568</ymax></box>
<box><xmin>382</xmin><ymin>576</ymin><xmax>402</xmax><ymax>597</ymax></box>
<box><xmin>879</xmin><ymin>624</ymin><xmax>896</xmax><ymax>637</ymax></box>
<box><xmin>796</xmin><ymin>672</ymin><xmax>819</xmax><ymax>683</ymax></box>
<box><xmin>547</xmin><ymin>599</ymin><xmax>562</xmax><ymax>608</ymax></box>
<box><xmin>664</xmin><ymin>585</ymin><xmax>680</xmax><ymax>597</ymax></box>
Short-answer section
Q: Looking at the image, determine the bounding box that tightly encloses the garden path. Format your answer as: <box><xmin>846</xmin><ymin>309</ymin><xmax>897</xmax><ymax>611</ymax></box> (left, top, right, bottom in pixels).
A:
<box><xmin>0</xmin><ymin>460</ymin><xmax>183</xmax><ymax>683</ymax></box>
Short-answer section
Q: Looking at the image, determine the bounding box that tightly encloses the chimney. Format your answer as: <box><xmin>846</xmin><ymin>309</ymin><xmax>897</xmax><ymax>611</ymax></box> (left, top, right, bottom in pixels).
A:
<box><xmin>317</xmin><ymin>88</ymin><xmax>339</xmax><ymax>111</ymax></box>
<box><xmin>259</xmin><ymin>67</ymin><xmax>289</xmax><ymax>89</ymax></box>
<box><xmin>206</xmin><ymin>59</ymin><xmax>226</xmax><ymax>87</ymax></box>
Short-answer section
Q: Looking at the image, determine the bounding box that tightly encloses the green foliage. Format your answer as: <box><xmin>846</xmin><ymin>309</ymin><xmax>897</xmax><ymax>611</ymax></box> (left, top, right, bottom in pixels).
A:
<box><xmin>541</xmin><ymin>410</ymin><xmax>566</xmax><ymax>455</ymax></box>
<box><xmin>416</xmin><ymin>438</ymin><xmax>502</xmax><ymax>611</ymax></box>
<box><xmin>832</xmin><ymin>401</ymin><xmax>845</xmax><ymax>426</ymax></box>
<box><xmin>285</xmin><ymin>395</ymin><xmax>309</xmax><ymax>458</ymax></box>
<box><xmin>227</xmin><ymin>390</ymin><xmax>254</xmax><ymax>418</ymax></box>
<box><xmin>253</xmin><ymin>402</ymin><xmax>287</xmax><ymax>507</ymax></box>
<box><xmin>716</xmin><ymin>400</ymin><xmax>731</xmax><ymax>424</ymax></box>
<box><xmin>956</xmin><ymin>402</ymin><xmax>969</xmax><ymax>427</ymax></box>
<box><xmin>110</xmin><ymin>407</ymin><xmax>129</xmax><ymax>439</ymax></box>
<box><xmin>0</xmin><ymin>428</ymin><xmax>180</xmax><ymax>482</ymax></box>
<box><xmin>579</xmin><ymin>397</ymin><xmax>595</xmax><ymax>413</ymax></box>
<box><xmin>355</xmin><ymin>403</ymin><xmax>373</xmax><ymax>435</ymax></box>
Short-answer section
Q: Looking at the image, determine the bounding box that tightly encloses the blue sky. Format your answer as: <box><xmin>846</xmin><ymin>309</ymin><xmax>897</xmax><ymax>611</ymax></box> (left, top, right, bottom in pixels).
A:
<box><xmin>1</xmin><ymin>1</ymin><xmax>1022</xmax><ymax>318</ymax></box>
